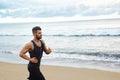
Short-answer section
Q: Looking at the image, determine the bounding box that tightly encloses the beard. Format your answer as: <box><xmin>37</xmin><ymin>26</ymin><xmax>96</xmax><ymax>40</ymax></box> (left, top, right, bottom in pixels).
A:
<box><xmin>36</xmin><ymin>37</ymin><xmax>40</xmax><ymax>40</ymax></box>
<box><xmin>36</xmin><ymin>34</ymin><xmax>42</xmax><ymax>40</ymax></box>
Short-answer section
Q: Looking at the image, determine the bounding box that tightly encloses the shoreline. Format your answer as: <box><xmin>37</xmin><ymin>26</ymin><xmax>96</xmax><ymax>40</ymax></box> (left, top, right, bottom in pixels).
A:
<box><xmin>0</xmin><ymin>62</ymin><xmax>120</xmax><ymax>80</ymax></box>
<box><xmin>1</xmin><ymin>59</ymin><xmax>120</xmax><ymax>73</ymax></box>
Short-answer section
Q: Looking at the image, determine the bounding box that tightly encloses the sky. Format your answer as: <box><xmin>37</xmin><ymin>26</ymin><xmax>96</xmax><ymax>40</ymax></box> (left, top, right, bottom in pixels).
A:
<box><xmin>0</xmin><ymin>0</ymin><xmax>120</xmax><ymax>23</ymax></box>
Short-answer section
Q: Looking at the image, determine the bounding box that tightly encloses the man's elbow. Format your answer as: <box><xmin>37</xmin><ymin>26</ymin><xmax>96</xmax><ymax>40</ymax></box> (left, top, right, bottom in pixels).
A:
<box><xmin>19</xmin><ymin>53</ymin><xmax>23</xmax><ymax>58</ymax></box>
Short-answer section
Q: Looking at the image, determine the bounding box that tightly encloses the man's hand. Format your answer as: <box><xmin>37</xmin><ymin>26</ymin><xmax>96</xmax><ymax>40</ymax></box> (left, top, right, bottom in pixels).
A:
<box><xmin>47</xmin><ymin>48</ymin><xmax>52</xmax><ymax>54</ymax></box>
<box><xmin>30</xmin><ymin>57</ymin><xmax>38</xmax><ymax>63</ymax></box>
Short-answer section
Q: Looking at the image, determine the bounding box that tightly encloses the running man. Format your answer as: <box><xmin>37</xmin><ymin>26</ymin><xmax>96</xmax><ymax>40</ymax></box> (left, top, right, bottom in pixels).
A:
<box><xmin>19</xmin><ymin>26</ymin><xmax>52</xmax><ymax>80</ymax></box>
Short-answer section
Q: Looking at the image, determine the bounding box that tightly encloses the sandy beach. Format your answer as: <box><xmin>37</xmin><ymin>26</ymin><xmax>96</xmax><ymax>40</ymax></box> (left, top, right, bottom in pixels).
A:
<box><xmin>0</xmin><ymin>62</ymin><xmax>120</xmax><ymax>80</ymax></box>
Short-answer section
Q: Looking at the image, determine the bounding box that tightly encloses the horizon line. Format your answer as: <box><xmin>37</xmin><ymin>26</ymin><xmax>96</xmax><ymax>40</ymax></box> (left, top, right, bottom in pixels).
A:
<box><xmin>0</xmin><ymin>17</ymin><xmax>120</xmax><ymax>24</ymax></box>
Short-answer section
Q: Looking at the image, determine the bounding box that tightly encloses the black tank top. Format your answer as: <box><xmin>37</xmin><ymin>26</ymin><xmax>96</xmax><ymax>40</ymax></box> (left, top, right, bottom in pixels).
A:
<box><xmin>28</xmin><ymin>40</ymin><xmax>44</xmax><ymax>67</ymax></box>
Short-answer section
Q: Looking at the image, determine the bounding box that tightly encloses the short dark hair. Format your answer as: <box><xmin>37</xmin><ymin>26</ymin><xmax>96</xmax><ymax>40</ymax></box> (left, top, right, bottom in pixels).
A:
<box><xmin>32</xmin><ymin>26</ymin><xmax>41</xmax><ymax>34</ymax></box>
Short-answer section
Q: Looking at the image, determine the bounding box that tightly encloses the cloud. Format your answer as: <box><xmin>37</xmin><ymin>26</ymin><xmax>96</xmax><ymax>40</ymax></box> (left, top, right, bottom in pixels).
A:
<box><xmin>76</xmin><ymin>0</ymin><xmax>120</xmax><ymax>16</ymax></box>
<box><xmin>0</xmin><ymin>0</ymin><xmax>120</xmax><ymax>19</ymax></box>
<box><xmin>0</xmin><ymin>0</ymin><xmax>77</xmax><ymax>18</ymax></box>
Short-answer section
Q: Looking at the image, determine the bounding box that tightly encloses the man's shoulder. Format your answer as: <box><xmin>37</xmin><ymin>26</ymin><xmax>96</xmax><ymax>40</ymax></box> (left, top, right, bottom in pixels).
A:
<box><xmin>40</xmin><ymin>39</ymin><xmax>45</xmax><ymax>44</ymax></box>
<box><xmin>25</xmin><ymin>41</ymin><xmax>33</xmax><ymax>47</ymax></box>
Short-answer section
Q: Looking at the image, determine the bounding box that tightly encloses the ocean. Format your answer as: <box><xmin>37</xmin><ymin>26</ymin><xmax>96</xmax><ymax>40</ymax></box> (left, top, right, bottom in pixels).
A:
<box><xmin>0</xmin><ymin>19</ymin><xmax>120</xmax><ymax>72</ymax></box>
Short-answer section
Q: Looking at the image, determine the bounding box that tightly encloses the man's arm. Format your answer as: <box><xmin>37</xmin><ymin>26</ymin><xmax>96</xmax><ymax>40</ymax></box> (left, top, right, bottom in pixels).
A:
<box><xmin>41</xmin><ymin>40</ymin><xmax>52</xmax><ymax>54</ymax></box>
<box><xmin>19</xmin><ymin>42</ymin><xmax>38</xmax><ymax>63</ymax></box>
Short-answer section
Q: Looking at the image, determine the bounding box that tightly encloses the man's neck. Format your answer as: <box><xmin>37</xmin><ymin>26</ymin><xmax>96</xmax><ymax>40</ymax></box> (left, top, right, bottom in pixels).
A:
<box><xmin>33</xmin><ymin>38</ymin><xmax>40</xmax><ymax>42</ymax></box>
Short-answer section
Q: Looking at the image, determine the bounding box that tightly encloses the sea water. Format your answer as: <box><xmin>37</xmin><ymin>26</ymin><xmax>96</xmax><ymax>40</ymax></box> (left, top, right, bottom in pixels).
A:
<box><xmin>0</xmin><ymin>19</ymin><xmax>120</xmax><ymax>72</ymax></box>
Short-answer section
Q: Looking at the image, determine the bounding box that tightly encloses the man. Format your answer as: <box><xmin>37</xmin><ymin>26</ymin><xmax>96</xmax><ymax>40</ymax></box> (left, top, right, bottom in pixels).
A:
<box><xmin>19</xmin><ymin>26</ymin><xmax>52</xmax><ymax>80</ymax></box>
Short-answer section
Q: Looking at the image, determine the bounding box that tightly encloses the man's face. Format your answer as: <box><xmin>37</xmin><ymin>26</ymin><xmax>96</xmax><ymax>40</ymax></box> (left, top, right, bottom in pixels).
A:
<box><xmin>34</xmin><ymin>30</ymin><xmax>42</xmax><ymax>40</ymax></box>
